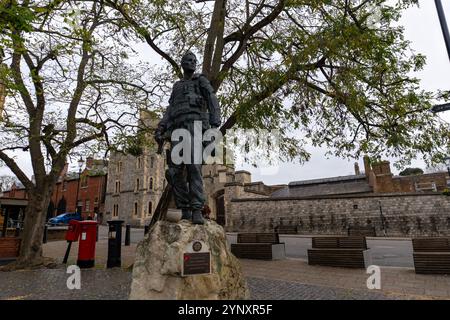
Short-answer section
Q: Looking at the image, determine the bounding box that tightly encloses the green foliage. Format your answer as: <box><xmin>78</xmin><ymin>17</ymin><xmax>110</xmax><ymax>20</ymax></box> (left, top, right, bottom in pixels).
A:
<box><xmin>399</xmin><ymin>167</ymin><xmax>424</xmax><ymax>176</ymax></box>
<box><xmin>1</xmin><ymin>0</ymin><xmax>449</xmax><ymax>173</ymax></box>
<box><xmin>125</xmin><ymin>136</ymin><xmax>144</xmax><ymax>157</ymax></box>
<box><xmin>108</xmin><ymin>0</ymin><xmax>449</xmax><ymax>167</ymax></box>
<box><xmin>0</xmin><ymin>1</ymin><xmax>35</xmax><ymax>34</ymax></box>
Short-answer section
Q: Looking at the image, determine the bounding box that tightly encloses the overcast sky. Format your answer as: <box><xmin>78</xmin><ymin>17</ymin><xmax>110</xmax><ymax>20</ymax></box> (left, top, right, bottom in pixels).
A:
<box><xmin>239</xmin><ymin>0</ymin><xmax>450</xmax><ymax>185</ymax></box>
<box><xmin>1</xmin><ymin>0</ymin><xmax>449</xmax><ymax>185</ymax></box>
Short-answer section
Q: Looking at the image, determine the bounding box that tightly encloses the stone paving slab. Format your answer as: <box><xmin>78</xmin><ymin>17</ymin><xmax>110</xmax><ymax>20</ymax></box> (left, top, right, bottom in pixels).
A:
<box><xmin>43</xmin><ymin>240</ymin><xmax>137</xmax><ymax>268</ymax></box>
<box><xmin>239</xmin><ymin>259</ymin><xmax>450</xmax><ymax>299</ymax></box>
<box><xmin>35</xmin><ymin>240</ymin><xmax>450</xmax><ymax>300</ymax></box>
<box><xmin>0</xmin><ymin>268</ymin><xmax>131</xmax><ymax>300</ymax></box>
<box><xmin>0</xmin><ymin>267</ymin><xmax>403</xmax><ymax>300</ymax></box>
<box><xmin>247</xmin><ymin>277</ymin><xmax>403</xmax><ymax>300</ymax></box>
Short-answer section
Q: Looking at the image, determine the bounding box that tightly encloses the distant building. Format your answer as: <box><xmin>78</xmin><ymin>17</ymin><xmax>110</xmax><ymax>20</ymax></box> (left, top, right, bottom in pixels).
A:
<box><xmin>1</xmin><ymin>181</ymin><xmax>28</xmax><ymax>200</ymax></box>
<box><xmin>50</xmin><ymin>157</ymin><xmax>108</xmax><ymax>222</ymax></box>
<box><xmin>0</xmin><ymin>158</ymin><xmax>108</xmax><ymax>226</ymax></box>
<box><xmin>226</xmin><ymin>157</ymin><xmax>450</xmax><ymax>237</ymax></box>
<box><xmin>104</xmin><ymin>111</ymin><xmax>166</xmax><ymax>227</ymax></box>
<box><xmin>0</xmin><ymin>182</ymin><xmax>28</xmax><ymax>230</ymax></box>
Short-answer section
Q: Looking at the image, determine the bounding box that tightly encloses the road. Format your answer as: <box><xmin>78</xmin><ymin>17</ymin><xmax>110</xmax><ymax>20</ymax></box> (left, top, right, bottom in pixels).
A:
<box><xmin>280</xmin><ymin>236</ymin><xmax>414</xmax><ymax>268</ymax></box>
<box><xmin>99</xmin><ymin>226</ymin><xmax>415</xmax><ymax>268</ymax></box>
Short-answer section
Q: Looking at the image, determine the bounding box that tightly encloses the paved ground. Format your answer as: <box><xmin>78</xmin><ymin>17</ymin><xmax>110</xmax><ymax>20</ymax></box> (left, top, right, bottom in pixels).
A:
<box><xmin>1</xmin><ymin>226</ymin><xmax>449</xmax><ymax>300</ymax></box>
<box><xmin>239</xmin><ymin>259</ymin><xmax>450</xmax><ymax>299</ymax></box>
<box><xmin>0</xmin><ymin>268</ymin><xmax>131</xmax><ymax>300</ymax></box>
<box><xmin>247</xmin><ymin>277</ymin><xmax>404</xmax><ymax>300</ymax></box>
<box><xmin>281</xmin><ymin>236</ymin><xmax>414</xmax><ymax>268</ymax></box>
<box><xmin>0</xmin><ymin>267</ymin><xmax>406</xmax><ymax>300</ymax></box>
<box><xmin>107</xmin><ymin>226</ymin><xmax>415</xmax><ymax>267</ymax></box>
<box><xmin>227</xmin><ymin>233</ymin><xmax>414</xmax><ymax>267</ymax></box>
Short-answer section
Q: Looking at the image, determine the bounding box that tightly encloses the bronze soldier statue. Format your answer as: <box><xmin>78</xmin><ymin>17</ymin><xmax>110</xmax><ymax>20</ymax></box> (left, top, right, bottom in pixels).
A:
<box><xmin>155</xmin><ymin>51</ymin><xmax>221</xmax><ymax>225</ymax></box>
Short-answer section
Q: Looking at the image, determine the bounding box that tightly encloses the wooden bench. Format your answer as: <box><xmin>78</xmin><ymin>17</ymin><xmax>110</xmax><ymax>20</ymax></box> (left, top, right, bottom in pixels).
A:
<box><xmin>348</xmin><ymin>226</ymin><xmax>376</xmax><ymax>237</ymax></box>
<box><xmin>412</xmin><ymin>238</ymin><xmax>450</xmax><ymax>274</ymax></box>
<box><xmin>308</xmin><ymin>236</ymin><xmax>371</xmax><ymax>269</ymax></box>
<box><xmin>231</xmin><ymin>233</ymin><xmax>286</xmax><ymax>260</ymax></box>
<box><xmin>0</xmin><ymin>237</ymin><xmax>21</xmax><ymax>259</ymax></box>
<box><xmin>275</xmin><ymin>225</ymin><xmax>298</xmax><ymax>235</ymax></box>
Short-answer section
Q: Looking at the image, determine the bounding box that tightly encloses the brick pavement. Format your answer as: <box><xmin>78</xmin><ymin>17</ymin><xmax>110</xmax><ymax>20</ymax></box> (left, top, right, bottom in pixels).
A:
<box><xmin>42</xmin><ymin>240</ymin><xmax>137</xmax><ymax>269</ymax></box>
<box><xmin>239</xmin><ymin>259</ymin><xmax>450</xmax><ymax>299</ymax></box>
<box><xmin>0</xmin><ymin>268</ymin><xmax>400</xmax><ymax>300</ymax></box>
<box><xmin>28</xmin><ymin>240</ymin><xmax>450</xmax><ymax>300</ymax></box>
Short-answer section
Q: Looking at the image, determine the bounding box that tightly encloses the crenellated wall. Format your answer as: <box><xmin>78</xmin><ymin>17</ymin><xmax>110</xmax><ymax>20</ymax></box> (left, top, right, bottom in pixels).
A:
<box><xmin>228</xmin><ymin>193</ymin><xmax>450</xmax><ymax>237</ymax></box>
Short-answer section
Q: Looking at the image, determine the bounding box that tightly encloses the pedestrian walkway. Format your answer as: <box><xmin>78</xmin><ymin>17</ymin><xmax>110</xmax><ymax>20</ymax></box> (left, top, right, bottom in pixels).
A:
<box><xmin>239</xmin><ymin>259</ymin><xmax>450</xmax><ymax>299</ymax></box>
<box><xmin>7</xmin><ymin>239</ymin><xmax>442</xmax><ymax>300</ymax></box>
<box><xmin>42</xmin><ymin>240</ymin><xmax>137</xmax><ymax>268</ymax></box>
<box><xmin>0</xmin><ymin>268</ymin><xmax>401</xmax><ymax>300</ymax></box>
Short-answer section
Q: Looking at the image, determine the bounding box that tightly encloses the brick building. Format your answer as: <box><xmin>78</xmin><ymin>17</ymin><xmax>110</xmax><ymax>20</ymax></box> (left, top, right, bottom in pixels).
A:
<box><xmin>0</xmin><ymin>182</ymin><xmax>28</xmax><ymax>231</ymax></box>
<box><xmin>1</xmin><ymin>182</ymin><xmax>28</xmax><ymax>200</ymax></box>
<box><xmin>0</xmin><ymin>157</ymin><xmax>107</xmax><ymax>226</ymax></box>
<box><xmin>51</xmin><ymin>157</ymin><xmax>108</xmax><ymax>222</ymax></box>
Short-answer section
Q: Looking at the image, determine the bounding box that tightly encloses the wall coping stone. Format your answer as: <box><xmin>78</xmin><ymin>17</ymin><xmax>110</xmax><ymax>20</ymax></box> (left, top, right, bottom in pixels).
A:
<box><xmin>224</xmin><ymin>182</ymin><xmax>244</xmax><ymax>187</ymax></box>
<box><xmin>231</xmin><ymin>192</ymin><xmax>445</xmax><ymax>202</ymax></box>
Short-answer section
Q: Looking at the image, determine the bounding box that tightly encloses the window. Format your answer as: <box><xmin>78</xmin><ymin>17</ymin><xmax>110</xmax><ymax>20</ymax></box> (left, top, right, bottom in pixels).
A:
<box><xmin>137</xmin><ymin>157</ymin><xmax>142</xmax><ymax>169</ymax></box>
<box><xmin>77</xmin><ymin>200</ymin><xmax>82</xmax><ymax>213</ymax></box>
<box><xmin>81</xmin><ymin>175</ymin><xmax>88</xmax><ymax>188</ymax></box>
<box><xmin>63</xmin><ymin>181</ymin><xmax>67</xmax><ymax>191</ymax></box>
<box><xmin>135</xmin><ymin>178</ymin><xmax>140</xmax><ymax>192</ymax></box>
<box><xmin>148</xmin><ymin>202</ymin><xmax>152</xmax><ymax>216</ymax></box>
<box><xmin>115</xmin><ymin>180</ymin><xmax>121</xmax><ymax>193</ymax></box>
<box><xmin>85</xmin><ymin>200</ymin><xmax>90</xmax><ymax>212</ymax></box>
<box><xmin>149</xmin><ymin>177</ymin><xmax>154</xmax><ymax>190</ymax></box>
<box><xmin>117</xmin><ymin>161</ymin><xmax>123</xmax><ymax>173</ymax></box>
<box><xmin>150</xmin><ymin>157</ymin><xmax>155</xmax><ymax>169</ymax></box>
<box><xmin>134</xmin><ymin>202</ymin><xmax>138</xmax><ymax>216</ymax></box>
<box><xmin>113</xmin><ymin>204</ymin><xmax>119</xmax><ymax>217</ymax></box>
<box><xmin>94</xmin><ymin>197</ymin><xmax>99</xmax><ymax>207</ymax></box>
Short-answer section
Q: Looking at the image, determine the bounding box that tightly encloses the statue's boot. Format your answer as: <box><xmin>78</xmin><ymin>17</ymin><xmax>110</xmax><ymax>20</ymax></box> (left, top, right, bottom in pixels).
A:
<box><xmin>192</xmin><ymin>210</ymin><xmax>205</xmax><ymax>225</ymax></box>
<box><xmin>181</xmin><ymin>209</ymin><xmax>192</xmax><ymax>220</ymax></box>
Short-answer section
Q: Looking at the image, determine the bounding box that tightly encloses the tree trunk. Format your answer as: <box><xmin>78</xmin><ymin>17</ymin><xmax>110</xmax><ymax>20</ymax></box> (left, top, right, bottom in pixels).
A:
<box><xmin>15</xmin><ymin>187</ymin><xmax>53</xmax><ymax>268</ymax></box>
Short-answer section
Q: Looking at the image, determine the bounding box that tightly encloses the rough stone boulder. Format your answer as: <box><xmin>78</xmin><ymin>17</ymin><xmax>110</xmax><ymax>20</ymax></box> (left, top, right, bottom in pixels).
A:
<box><xmin>129</xmin><ymin>220</ymin><xmax>250</xmax><ymax>300</ymax></box>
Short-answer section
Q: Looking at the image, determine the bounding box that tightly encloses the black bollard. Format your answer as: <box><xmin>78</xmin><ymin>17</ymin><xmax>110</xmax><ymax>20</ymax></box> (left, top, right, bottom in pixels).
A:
<box><xmin>107</xmin><ymin>220</ymin><xmax>124</xmax><ymax>268</ymax></box>
<box><xmin>144</xmin><ymin>225</ymin><xmax>149</xmax><ymax>235</ymax></box>
<box><xmin>63</xmin><ymin>241</ymin><xmax>72</xmax><ymax>264</ymax></box>
<box><xmin>96</xmin><ymin>224</ymin><xmax>99</xmax><ymax>242</ymax></box>
<box><xmin>43</xmin><ymin>225</ymin><xmax>48</xmax><ymax>243</ymax></box>
<box><xmin>125</xmin><ymin>224</ymin><xmax>131</xmax><ymax>246</ymax></box>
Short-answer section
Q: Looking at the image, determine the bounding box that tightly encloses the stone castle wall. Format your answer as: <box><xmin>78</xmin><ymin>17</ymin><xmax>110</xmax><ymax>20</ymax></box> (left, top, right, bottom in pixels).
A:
<box><xmin>104</xmin><ymin>151</ymin><xmax>166</xmax><ymax>227</ymax></box>
<box><xmin>228</xmin><ymin>193</ymin><xmax>450</xmax><ymax>237</ymax></box>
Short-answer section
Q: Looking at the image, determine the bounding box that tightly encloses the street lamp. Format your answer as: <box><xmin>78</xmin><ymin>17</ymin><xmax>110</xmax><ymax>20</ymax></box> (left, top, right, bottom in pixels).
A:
<box><xmin>445</xmin><ymin>157</ymin><xmax>450</xmax><ymax>186</ymax></box>
<box><xmin>435</xmin><ymin>0</ymin><xmax>450</xmax><ymax>63</ymax></box>
<box><xmin>75</xmin><ymin>157</ymin><xmax>84</xmax><ymax>217</ymax></box>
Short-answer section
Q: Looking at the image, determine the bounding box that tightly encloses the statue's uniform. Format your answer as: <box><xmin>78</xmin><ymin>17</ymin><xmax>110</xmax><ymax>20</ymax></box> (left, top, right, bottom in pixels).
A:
<box><xmin>157</xmin><ymin>74</ymin><xmax>221</xmax><ymax>212</ymax></box>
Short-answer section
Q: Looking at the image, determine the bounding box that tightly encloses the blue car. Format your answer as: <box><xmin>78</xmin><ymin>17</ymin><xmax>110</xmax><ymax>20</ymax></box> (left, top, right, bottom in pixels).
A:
<box><xmin>48</xmin><ymin>212</ymin><xmax>82</xmax><ymax>226</ymax></box>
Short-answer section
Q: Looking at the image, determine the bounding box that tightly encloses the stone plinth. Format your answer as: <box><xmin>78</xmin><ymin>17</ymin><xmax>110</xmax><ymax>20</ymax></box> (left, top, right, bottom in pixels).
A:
<box><xmin>129</xmin><ymin>220</ymin><xmax>250</xmax><ymax>300</ymax></box>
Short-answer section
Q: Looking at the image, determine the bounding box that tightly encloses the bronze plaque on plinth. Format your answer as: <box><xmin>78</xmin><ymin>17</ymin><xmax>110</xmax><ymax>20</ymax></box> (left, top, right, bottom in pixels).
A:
<box><xmin>182</xmin><ymin>240</ymin><xmax>211</xmax><ymax>276</ymax></box>
<box><xmin>183</xmin><ymin>252</ymin><xmax>211</xmax><ymax>276</ymax></box>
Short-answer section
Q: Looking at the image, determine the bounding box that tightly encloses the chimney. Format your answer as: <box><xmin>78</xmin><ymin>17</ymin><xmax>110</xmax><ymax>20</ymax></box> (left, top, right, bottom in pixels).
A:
<box><xmin>86</xmin><ymin>157</ymin><xmax>94</xmax><ymax>169</ymax></box>
<box><xmin>354</xmin><ymin>163</ymin><xmax>361</xmax><ymax>175</ymax></box>
<box><xmin>363</xmin><ymin>156</ymin><xmax>371</xmax><ymax>178</ymax></box>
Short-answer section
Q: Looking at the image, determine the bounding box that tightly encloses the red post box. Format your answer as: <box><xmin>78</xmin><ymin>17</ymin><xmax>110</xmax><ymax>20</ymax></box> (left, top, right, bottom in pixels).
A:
<box><xmin>77</xmin><ymin>221</ymin><xmax>98</xmax><ymax>268</ymax></box>
<box><xmin>66</xmin><ymin>220</ymin><xmax>81</xmax><ymax>242</ymax></box>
